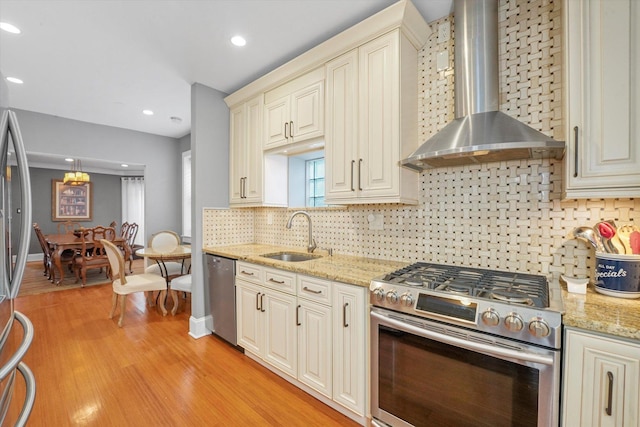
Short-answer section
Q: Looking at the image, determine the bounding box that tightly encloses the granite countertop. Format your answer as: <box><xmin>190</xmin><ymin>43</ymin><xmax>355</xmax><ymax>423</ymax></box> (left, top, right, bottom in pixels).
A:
<box><xmin>204</xmin><ymin>244</ymin><xmax>640</xmax><ymax>341</ymax></box>
<box><xmin>203</xmin><ymin>244</ymin><xmax>408</xmax><ymax>287</ymax></box>
<box><xmin>560</xmin><ymin>282</ymin><xmax>640</xmax><ymax>341</ymax></box>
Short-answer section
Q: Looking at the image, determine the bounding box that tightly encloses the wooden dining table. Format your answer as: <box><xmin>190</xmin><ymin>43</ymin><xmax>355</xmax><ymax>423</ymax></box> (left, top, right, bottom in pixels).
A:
<box><xmin>44</xmin><ymin>233</ymin><xmax>126</xmax><ymax>285</ymax></box>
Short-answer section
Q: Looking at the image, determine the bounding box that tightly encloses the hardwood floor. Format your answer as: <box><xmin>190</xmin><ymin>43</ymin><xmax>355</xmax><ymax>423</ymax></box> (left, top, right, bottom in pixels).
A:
<box><xmin>7</xmin><ymin>268</ymin><xmax>359</xmax><ymax>426</ymax></box>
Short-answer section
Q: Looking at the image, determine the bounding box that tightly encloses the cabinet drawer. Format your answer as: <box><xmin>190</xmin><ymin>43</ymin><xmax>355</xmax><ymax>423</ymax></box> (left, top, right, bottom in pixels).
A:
<box><xmin>263</xmin><ymin>267</ymin><xmax>296</xmax><ymax>293</ymax></box>
<box><xmin>236</xmin><ymin>262</ymin><xmax>263</xmax><ymax>285</ymax></box>
<box><xmin>297</xmin><ymin>275</ymin><xmax>331</xmax><ymax>305</ymax></box>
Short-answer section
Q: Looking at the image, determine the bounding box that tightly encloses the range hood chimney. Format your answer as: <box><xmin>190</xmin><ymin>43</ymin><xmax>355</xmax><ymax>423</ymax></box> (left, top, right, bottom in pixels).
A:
<box><xmin>401</xmin><ymin>0</ymin><xmax>564</xmax><ymax>172</ymax></box>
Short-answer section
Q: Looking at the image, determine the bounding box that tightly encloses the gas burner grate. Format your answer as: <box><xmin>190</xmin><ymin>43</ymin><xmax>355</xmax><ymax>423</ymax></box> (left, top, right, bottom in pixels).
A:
<box><xmin>384</xmin><ymin>262</ymin><xmax>549</xmax><ymax>307</ymax></box>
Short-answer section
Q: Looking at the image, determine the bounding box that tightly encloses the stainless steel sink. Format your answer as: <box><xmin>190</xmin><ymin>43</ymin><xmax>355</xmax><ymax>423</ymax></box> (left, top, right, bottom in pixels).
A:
<box><xmin>260</xmin><ymin>252</ymin><xmax>322</xmax><ymax>262</ymax></box>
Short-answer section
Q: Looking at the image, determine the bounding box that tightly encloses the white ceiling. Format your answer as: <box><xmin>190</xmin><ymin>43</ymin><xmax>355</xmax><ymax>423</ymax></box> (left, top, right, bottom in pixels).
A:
<box><xmin>0</xmin><ymin>0</ymin><xmax>452</xmax><ymax>142</ymax></box>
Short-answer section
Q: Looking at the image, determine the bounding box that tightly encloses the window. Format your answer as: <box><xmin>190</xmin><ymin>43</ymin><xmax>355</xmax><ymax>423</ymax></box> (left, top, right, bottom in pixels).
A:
<box><xmin>306</xmin><ymin>158</ymin><xmax>325</xmax><ymax>207</ymax></box>
<box><xmin>182</xmin><ymin>151</ymin><xmax>191</xmax><ymax>239</ymax></box>
<box><xmin>121</xmin><ymin>177</ymin><xmax>145</xmax><ymax>246</ymax></box>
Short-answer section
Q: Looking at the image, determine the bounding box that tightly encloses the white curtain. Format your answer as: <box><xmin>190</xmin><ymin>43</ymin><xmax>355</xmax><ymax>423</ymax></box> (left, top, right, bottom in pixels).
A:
<box><xmin>121</xmin><ymin>177</ymin><xmax>145</xmax><ymax>246</ymax></box>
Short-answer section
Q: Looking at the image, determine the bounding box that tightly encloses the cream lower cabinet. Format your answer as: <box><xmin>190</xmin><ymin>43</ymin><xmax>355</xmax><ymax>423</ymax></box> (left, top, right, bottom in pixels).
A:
<box><xmin>325</xmin><ymin>29</ymin><xmax>419</xmax><ymax>205</ymax></box>
<box><xmin>236</xmin><ymin>263</ymin><xmax>297</xmax><ymax>377</ymax></box>
<box><xmin>563</xmin><ymin>0</ymin><xmax>640</xmax><ymax>198</ymax></box>
<box><xmin>332</xmin><ymin>282</ymin><xmax>366</xmax><ymax>416</ymax></box>
<box><xmin>297</xmin><ymin>275</ymin><xmax>333</xmax><ymax>398</ymax></box>
<box><xmin>562</xmin><ymin>327</ymin><xmax>640</xmax><ymax>427</ymax></box>
<box><xmin>235</xmin><ymin>261</ymin><xmax>368</xmax><ymax>423</ymax></box>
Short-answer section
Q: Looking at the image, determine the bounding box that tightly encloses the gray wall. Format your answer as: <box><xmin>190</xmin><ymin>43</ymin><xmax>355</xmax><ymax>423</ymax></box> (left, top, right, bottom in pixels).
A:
<box><xmin>23</xmin><ymin>167</ymin><xmax>122</xmax><ymax>254</ymax></box>
<box><xmin>13</xmin><ymin>109</ymin><xmax>182</xmax><ymax>243</ymax></box>
<box><xmin>189</xmin><ymin>83</ymin><xmax>229</xmax><ymax>336</ymax></box>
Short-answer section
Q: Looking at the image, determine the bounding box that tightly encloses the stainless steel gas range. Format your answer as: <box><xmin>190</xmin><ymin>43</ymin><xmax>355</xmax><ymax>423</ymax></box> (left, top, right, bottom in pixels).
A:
<box><xmin>369</xmin><ymin>262</ymin><xmax>564</xmax><ymax>427</ymax></box>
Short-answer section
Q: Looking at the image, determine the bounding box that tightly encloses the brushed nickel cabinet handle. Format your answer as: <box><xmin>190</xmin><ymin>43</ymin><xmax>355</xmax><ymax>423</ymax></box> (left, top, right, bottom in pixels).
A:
<box><xmin>358</xmin><ymin>159</ymin><xmax>363</xmax><ymax>191</ymax></box>
<box><xmin>241</xmin><ymin>270</ymin><xmax>254</xmax><ymax>276</ymax></box>
<box><xmin>573</xmin><ymin>126</ymin><xmax>579</xmax><ymax>178</ymax></box>
<box><xmin>351</xmin><ymin>160</ymin><xmax>355</xmax><ymax>191</ymax></box>
<box><xmin>284</xmin><ymin>121</ymin><xmax>288</xmax><ymax>139</ymax></box>
<box><xmin>606</xmin><ymin>371</ymin><xmax>613</xmax><ymax>416</ymax></box>
<box><xmin>255</xmin><ymin>292</ymin><xmax>261</xmax><ymax>311</ymax></box>
<box><xmin>260</xmin><ymin>294</ymin><xmax>265</xmax><ymax>312</ymax></box>
<box><xmin>289</xmin><ymin>121</ymin><xmax>294</xmax><ymax>137</ymax></box>
<box><xmin>268</xmin><ymin>278</ymin><xmax>285</xmax><ymax>284</ymax></box>
<box><xmin>296</xmin><ymin>305</ymin><xmax>301</xmax><ymax>326</ymax></box>
<box><xmin>302</xmin><ymin>286</ymin><xmax>322</xmax><ymax>294</ymax></box>
<box><xmin>343</xmin><ymin>302</ymin><xmax>349</xmax><ymax>327</ymax></box>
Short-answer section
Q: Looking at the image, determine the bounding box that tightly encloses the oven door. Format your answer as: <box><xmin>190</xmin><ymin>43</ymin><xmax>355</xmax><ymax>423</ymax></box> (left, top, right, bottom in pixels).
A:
<box><xmin>371</xmin><ymin>308</ymin><xmax>560</xmax><ymax>427</ymax></box>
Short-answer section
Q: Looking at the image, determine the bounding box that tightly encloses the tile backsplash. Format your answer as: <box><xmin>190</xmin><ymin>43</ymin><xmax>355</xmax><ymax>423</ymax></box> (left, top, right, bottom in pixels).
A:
<box><xmin>204</xmin><ymin>0</ymin><xmax>637</xmax><ymax>281</ymax></box>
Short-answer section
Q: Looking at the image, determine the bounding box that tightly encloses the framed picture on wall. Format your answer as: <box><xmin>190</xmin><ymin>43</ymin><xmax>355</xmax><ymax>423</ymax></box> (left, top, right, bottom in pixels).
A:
<box><xmin>51</xmin><ymin>179</ymin><xmax>93</xmax><ymax>221</ymax></box>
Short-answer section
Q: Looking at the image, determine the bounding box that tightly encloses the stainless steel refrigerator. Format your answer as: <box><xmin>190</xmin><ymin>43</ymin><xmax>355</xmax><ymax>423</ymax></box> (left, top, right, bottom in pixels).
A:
<box><xmin>0</xmin><ymin>109</ymin><xmax>36</xmax><ymax>425</ymax></box>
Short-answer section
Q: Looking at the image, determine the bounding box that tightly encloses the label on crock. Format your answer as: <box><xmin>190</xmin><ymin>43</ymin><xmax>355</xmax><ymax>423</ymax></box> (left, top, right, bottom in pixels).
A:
<box><xmin>595</xmin><ymin>256</ymin><xmax>640</xmax><ymax>293</ymax></box>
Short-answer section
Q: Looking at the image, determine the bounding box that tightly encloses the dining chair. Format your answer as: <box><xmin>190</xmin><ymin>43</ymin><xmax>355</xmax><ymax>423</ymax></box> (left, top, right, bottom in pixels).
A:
<box><xmin>123</xmin><ymin>222</ymin><xmax>139</xmax><ymax>273</ymax></box>
<box><xmin>73</xmin><ymin>226</ymin><xmax>116</xmax><ymax>287</ymax></box>
<box><xmin>101</xmin><ymin>239</ymin><xmax>168</xmax><ymax>327</ymax></box>
<box><xmin>145</xmin><ymin>230</ymin><xmax>187</xmax><ymax>278</ymax></box>
<box><xmin>57</xmin><ymin>221</ymin><xmax>80</xmax><ymax>234</ymax></box>
<box><xmin>34</xmin><ymin>223</ymin><xmax>75</xmax><ymax>283</ymax></box>
<box><xmin>169</xmin><ymin>273</ymin><xmax>191</xmax><ymax>315</ymax></box>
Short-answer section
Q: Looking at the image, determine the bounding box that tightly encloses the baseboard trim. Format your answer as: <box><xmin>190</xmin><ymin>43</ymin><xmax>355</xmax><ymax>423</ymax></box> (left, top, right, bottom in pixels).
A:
<box><xmin>189</xmin><ymin>315</ymin><xmax>211</xmax><ymax>339</ymax></box>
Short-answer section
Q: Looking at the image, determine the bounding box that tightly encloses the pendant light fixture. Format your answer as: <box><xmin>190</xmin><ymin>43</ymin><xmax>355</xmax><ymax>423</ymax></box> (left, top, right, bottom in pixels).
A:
<box><xmin>63</xmin><ymin>159</ymin><xmax>90</xmax><ymax>185</ymax></box>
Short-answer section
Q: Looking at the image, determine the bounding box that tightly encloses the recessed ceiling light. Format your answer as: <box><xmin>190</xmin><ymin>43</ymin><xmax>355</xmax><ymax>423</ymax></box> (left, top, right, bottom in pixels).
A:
<box><xmin>65</xmin><ymin>158</ymin><xmax>74</xmax><ymax>162</ymax></box>
<box><xmin>121</xmin><ymin>164</ymin><xmax>129</xmax><ymax>168</ymax></box>
<box><xmin>231</xmin><ymin>35</ymin><xmax>246</xmax><ymax>47</ymax></box>
<box><xmin>0</xmin><ymin>22</ymin><xmax>21</xmax><ymax>34</ymax></box>
<box><xmin>142</xmin><ymin>109</ymin><xmax>154</xmax><ymax>116</ymax></box>
<box><xmin>6</xmin><ymin>77</ymin><xmax>23</xmax><ymax>84</ymax></box>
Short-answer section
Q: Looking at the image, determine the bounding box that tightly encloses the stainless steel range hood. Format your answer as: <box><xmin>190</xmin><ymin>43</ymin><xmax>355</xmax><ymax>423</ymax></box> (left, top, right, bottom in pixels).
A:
<box><xmin>401</xmin><ymin>0</ymin><xmax>564</xmax><ymax>172</ymax></box>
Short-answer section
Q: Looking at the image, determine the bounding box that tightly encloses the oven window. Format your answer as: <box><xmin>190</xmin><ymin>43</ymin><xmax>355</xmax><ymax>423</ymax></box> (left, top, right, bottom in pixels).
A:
<box><xmin>379</xmin><ymin>325</ymin><xmax>538</xmax><ymax>427</ymax></box>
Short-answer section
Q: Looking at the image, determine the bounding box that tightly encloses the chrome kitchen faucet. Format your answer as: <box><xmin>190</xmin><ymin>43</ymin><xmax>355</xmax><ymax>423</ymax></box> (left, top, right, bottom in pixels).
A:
<box><xmin>286</xmin><ymin>210</ymin><xmax>317</xmax><ymax>253</ymax></box>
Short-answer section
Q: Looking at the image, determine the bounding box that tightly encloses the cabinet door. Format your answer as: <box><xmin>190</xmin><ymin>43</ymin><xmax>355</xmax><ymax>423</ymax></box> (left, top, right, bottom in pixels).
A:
<box><xmin>263</xmin><ymin>289</ymin><xmax>297</xmax><ymax>378</ymax></box>
<box><xmin>244</xmin><ymin>95</ymin><xmax>264</xmax><ymax>203</ymax></box>
<box><xmin>562</xmin><ymin>328</ymin><xmax>640</xmax><ymax>427</ymax></box>
<box><xmin>297</xmin><ymin>299</ymin><xmax>332</xmax><ymax>398</ymax></box>
<box><xmin>325</xmin><ymin>49</ymin><xmax>359</xmax><ymax>201</ymax></box>
<box><xmin>264</xmin><ymin>95</ymin><xmax>290</xmax><ymax>149</ymax></box>
<box><xmin>358</xmin><ymin>31</ymin><xmax>400</xmax><ymax>198</ymax></box>
<box><xmin>235</xmin><ymin>280</ymin><xmax>263</xmax><ymax>357</ymax></box>
<box><xmin>332</xmin><ymin>283</ymin><xmax>366</xmax><ymax>416</ymax></box>
<box><xmin>291</xmin><ymin>81</ymin><xmax>324</xmax><ymax>143</ymax></box>
<box><xmin>564</xmin><ymin>0</ymin><xmax>640</xmax><ymax>198</ymax></box>
<box><xmin>229</xmin><ymin>104</ymin><xmax>245</xmax><ymax>204</ymax></box>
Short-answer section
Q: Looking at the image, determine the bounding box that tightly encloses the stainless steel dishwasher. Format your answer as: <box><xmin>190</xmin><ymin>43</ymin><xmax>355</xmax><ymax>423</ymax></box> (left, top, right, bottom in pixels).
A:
<box><xmin>205</xmin><ymin>254</ymin><xmax>237</xmax><ymax>346</ymax></box>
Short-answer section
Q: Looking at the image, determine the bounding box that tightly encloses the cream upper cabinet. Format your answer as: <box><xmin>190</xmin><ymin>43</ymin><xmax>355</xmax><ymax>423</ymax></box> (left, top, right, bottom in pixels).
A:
<box><xmin>563</xmin><ymin>0</ymin><xmax>640</xmax><ymax>198</ymax></box>
<box><xmin>229</xmin><ymin>95</ymin><xmax>288</xmax><ymax>208</ymax></box>
<box><xmin>562</xmin><ymin>328</ymin><xmax>640</xmax><ymax>427</ymax></box>
<box><xmin>264</xmin><ymin>68</ymin><xmax>324</xmax><ymax>151</ymax></box>
<box><xmin>229</xmin><ymin>95</ymin><xmax>264</xmax><ymax>205</ymax></box>
<box><xmin>325</xmin><ymin>30</ymin><xmax>419</xmax><ymax>205</ymax></box>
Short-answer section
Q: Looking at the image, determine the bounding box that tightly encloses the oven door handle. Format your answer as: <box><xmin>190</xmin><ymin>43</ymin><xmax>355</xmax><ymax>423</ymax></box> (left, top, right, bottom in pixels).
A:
<box><xmin>372</xmin><ymin>311</ymin><xmax>555</xmax><ymax>366</ymax></box>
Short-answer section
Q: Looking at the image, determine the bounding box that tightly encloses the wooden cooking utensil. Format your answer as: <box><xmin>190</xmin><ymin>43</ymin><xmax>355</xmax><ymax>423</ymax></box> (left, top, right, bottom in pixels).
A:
<box><xmin>617</xmin><ymin>225</ymin><xmax>637</xmax><ymax>254</ymax></box>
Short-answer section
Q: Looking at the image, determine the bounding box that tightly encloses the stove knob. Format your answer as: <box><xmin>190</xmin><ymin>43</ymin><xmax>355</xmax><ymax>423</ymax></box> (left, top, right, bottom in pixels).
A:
<box><xmin>372</xmin><ymin>287</ymin><xmax>385</xmax><ymax>302</ymax></box>
<box><xmin>504</xmin><ymin>313</ymin><xmax>524</xmax><ymax>332</ymax></box>
<box><xmin>400</xmin><ymin>293</ymin><xmax>414</xmax><ymax>307</ymax></box>
<box><xmin>386</xmin><ymin>290</ymin><xmax>399</xmax><ymax>304</ymax></box>
<box><xmin>481</xmin><ymin>309</ymin><xmax>500</xmax><ymax>327</ymax></box>
<box><xmin>528</xmin><ymin>318</ymin><xmax>551</xmax><ymax>338</ymax></box>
